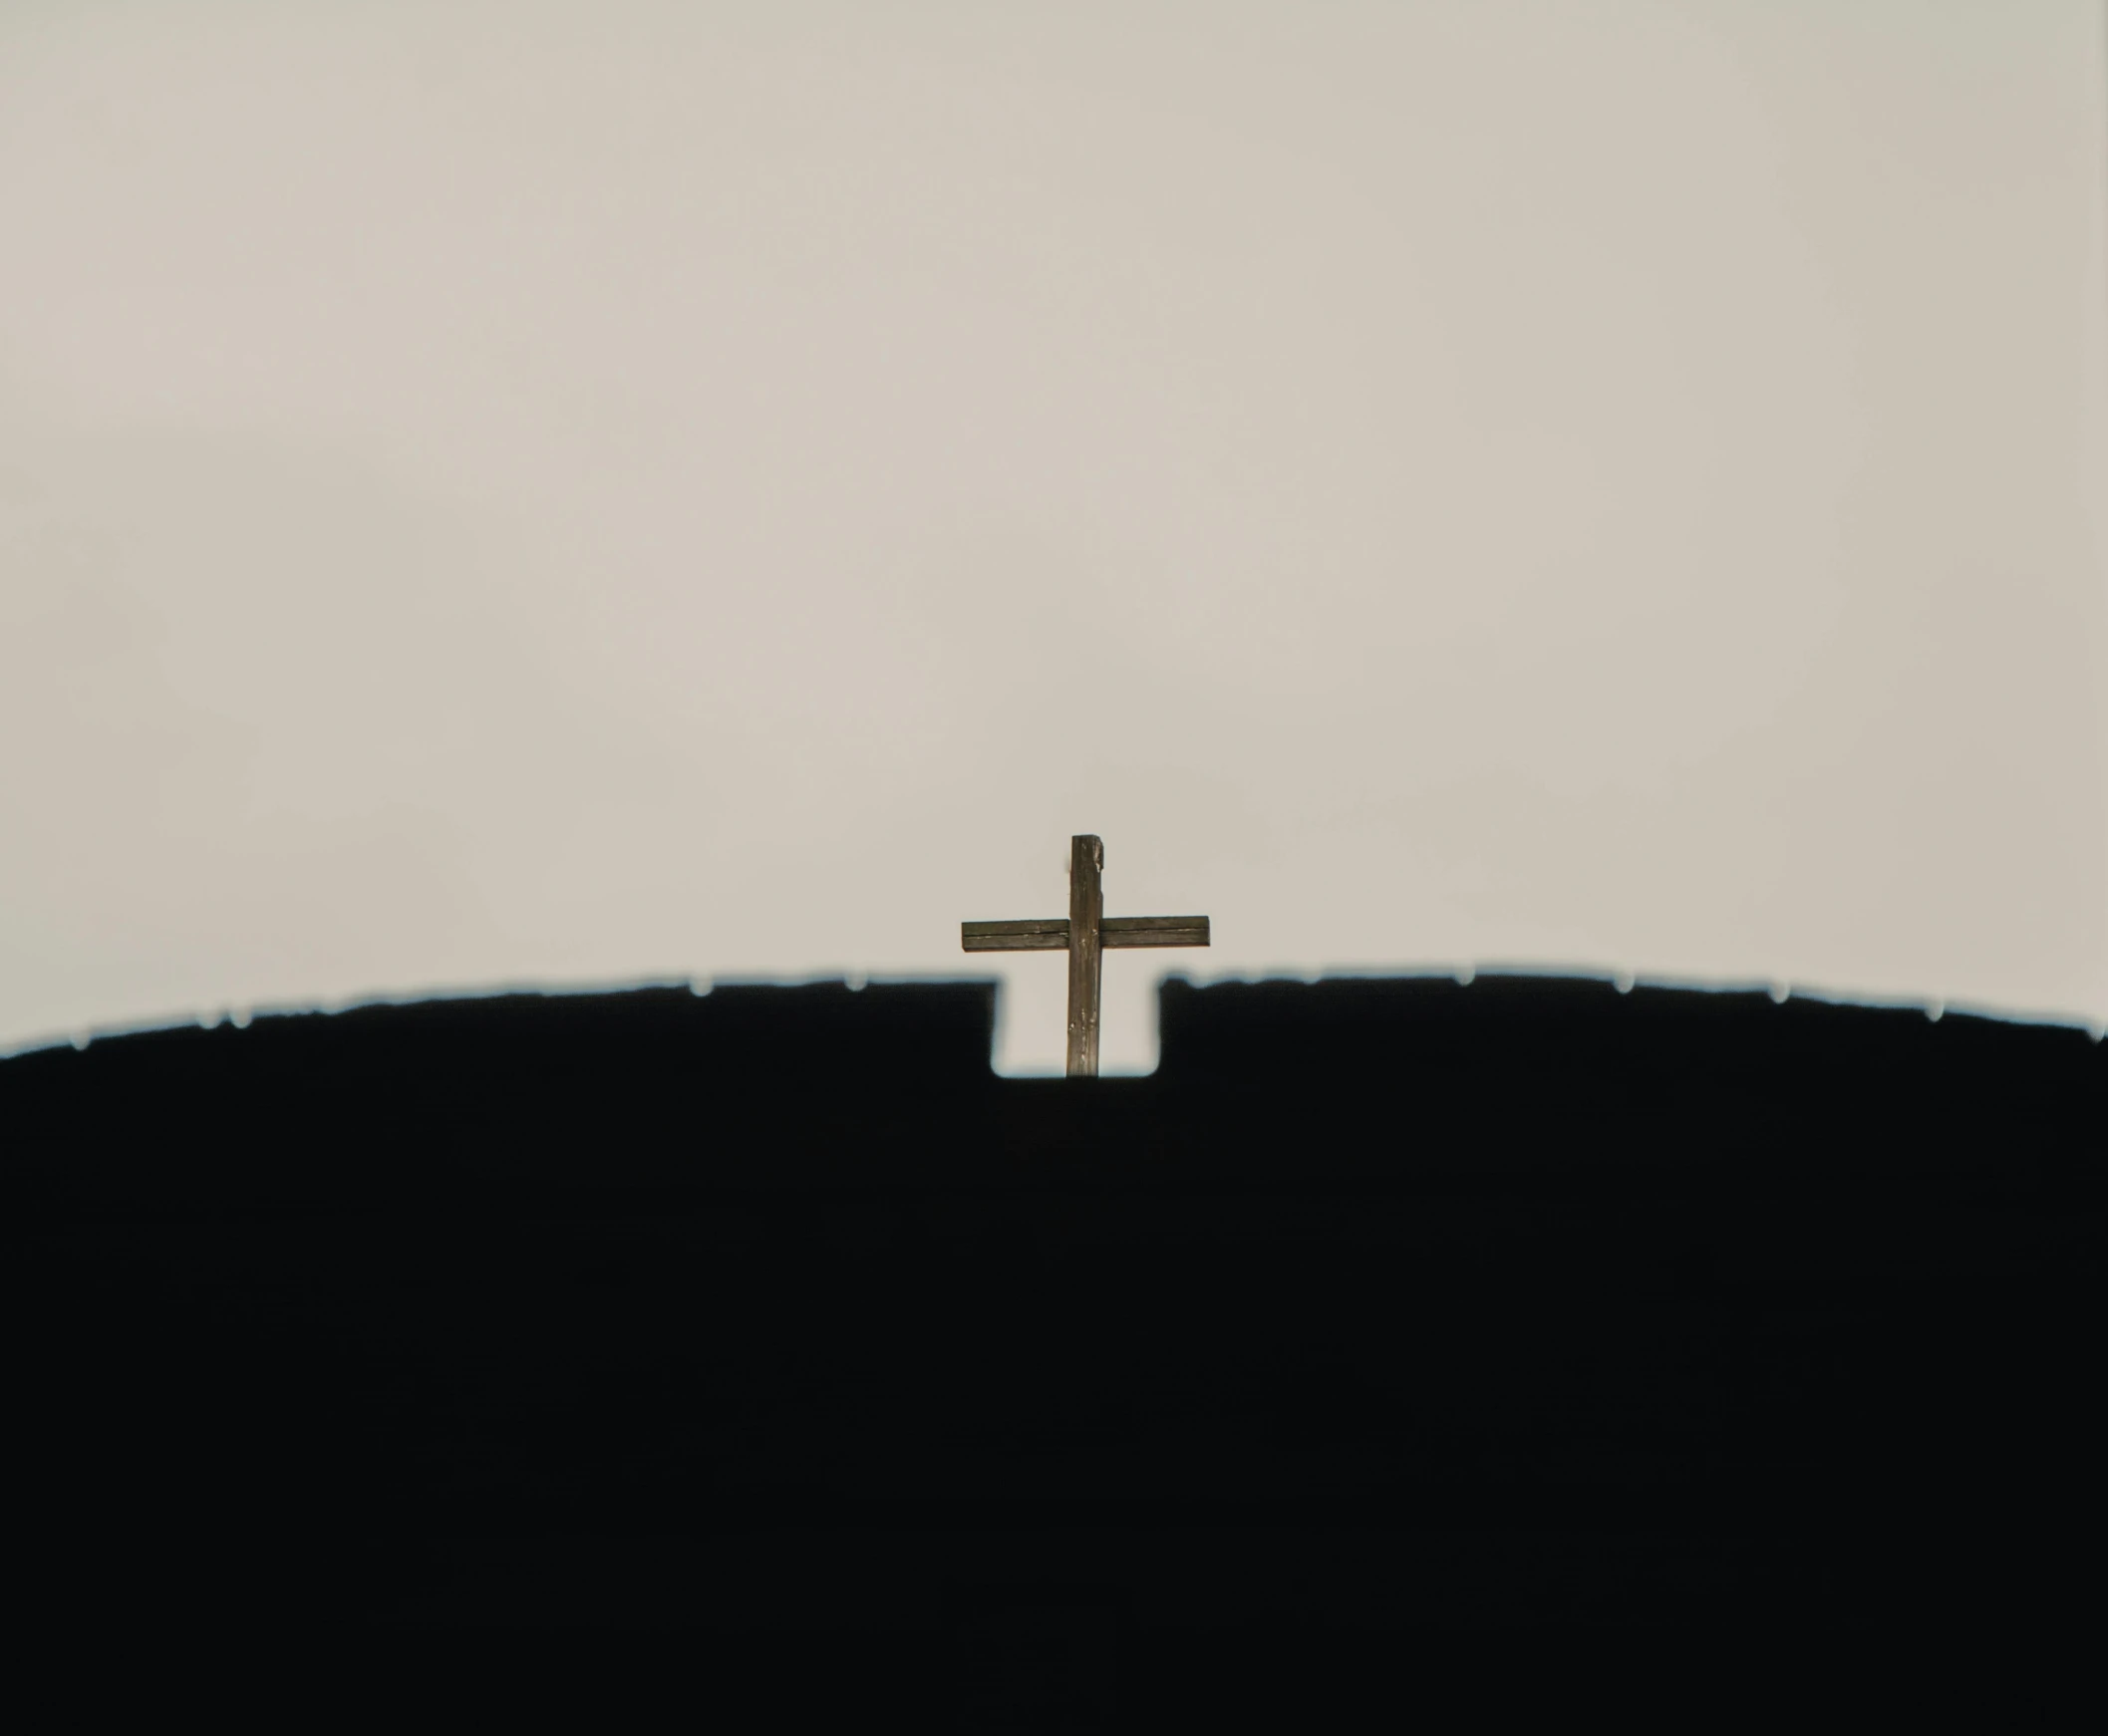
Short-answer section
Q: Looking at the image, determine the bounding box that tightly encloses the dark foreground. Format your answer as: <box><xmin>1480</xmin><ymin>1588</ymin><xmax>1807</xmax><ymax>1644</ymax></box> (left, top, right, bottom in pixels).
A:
<box><xmin>8</xmin><ymin>975</ymin><xmax>2103</xmax><ymax>1667</ymax></box>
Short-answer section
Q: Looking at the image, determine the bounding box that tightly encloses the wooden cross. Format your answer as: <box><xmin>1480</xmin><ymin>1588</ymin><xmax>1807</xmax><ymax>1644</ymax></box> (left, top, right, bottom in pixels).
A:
<box><xmin>962</xmin><ymin>834</ymin><xmax>1210</xmax><ymax>1077</ymax></box>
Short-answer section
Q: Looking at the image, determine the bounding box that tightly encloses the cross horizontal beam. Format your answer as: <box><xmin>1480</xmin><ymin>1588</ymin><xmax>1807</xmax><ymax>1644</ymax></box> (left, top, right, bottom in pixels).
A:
<box><xmin>962</xmin><ymin>916</ymin><xmax>1211</xmax><ymax>953</ymax></box>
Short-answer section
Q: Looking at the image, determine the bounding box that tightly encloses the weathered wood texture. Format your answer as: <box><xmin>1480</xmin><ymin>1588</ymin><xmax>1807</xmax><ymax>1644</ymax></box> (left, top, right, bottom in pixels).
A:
<box><xmin>961</xmin><ymin>919</ymin><xmax>1068</xmax><ymax>952</ymax></box>
<box><xmin>1067</xmin><ymin>834</ymin><xmax>1104</xmax><ymax>1077</ymax></box>
<box><xmin>1102</xmin><ymin>916</ymin><xmax>1210</xmax><ymax>949</ymax></box>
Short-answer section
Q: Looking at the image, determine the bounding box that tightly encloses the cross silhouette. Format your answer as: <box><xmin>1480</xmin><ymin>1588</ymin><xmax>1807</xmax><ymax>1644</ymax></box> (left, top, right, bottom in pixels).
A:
<box><xmin>963</xmin><ymin>834</ymin><xmax>1210</xmax><ymax>1076</ymax></box>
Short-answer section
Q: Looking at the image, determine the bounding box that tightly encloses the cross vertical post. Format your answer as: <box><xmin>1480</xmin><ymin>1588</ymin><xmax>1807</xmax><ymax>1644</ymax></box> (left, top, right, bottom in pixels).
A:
<box><xmin>1067</xmin><ymin>833</ymin><xmax>1104</xmax><ymax>1077</ymax></box>
<box><xmin>962</xmin><ymin>835</ymin><xmax>1209</xmax><ymax>1078</ymax></box>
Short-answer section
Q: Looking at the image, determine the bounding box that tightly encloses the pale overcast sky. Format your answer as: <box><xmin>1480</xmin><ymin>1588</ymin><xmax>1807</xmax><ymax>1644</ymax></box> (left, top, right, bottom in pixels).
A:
<box><xmin>3</xmin><ymin>1</ymin><xmax>2106</xmax><ymax>1070</ymax></box>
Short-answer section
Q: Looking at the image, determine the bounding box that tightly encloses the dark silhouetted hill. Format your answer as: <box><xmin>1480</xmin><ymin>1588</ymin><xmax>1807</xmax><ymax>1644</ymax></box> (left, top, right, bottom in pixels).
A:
<box><xmin>8</xmin><ymin>975</ymin><xmax>2103</xmax><ymax>1674</ymax></box>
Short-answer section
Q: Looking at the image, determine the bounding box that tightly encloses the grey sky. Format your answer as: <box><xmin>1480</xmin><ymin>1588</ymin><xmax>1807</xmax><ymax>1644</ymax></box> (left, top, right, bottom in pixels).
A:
<box><xmin>3</xmin><ymin>1</ymin><xmax>2105</xmax><ymax>1070</ymax></box>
